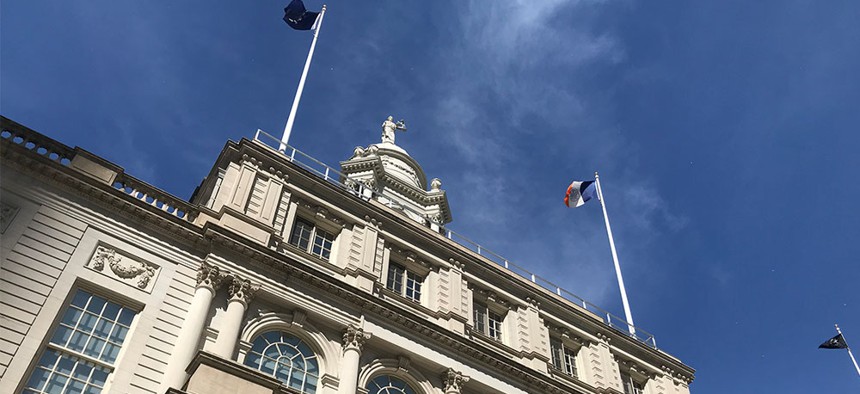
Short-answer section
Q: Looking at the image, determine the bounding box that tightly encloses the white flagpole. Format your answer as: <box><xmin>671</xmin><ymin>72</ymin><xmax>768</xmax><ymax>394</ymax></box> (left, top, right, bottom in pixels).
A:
<box><xmin>280</xmin><ymin>4</ymin><xmax>327</xmax><ymax>151</ymax></box>
<box><xmin>594</xmin><ymin>172</ymin><xmax>636</xmax><ymax>336</ymax></box>
<box><xmin>835</xmin><ymin>324</ymin><xmax>860</xmax><ymax>377</ymax></box>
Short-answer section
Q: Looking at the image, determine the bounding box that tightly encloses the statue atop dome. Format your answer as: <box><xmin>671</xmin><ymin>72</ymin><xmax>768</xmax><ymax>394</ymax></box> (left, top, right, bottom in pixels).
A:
<box><xmin>381</xmin><ymin>116</ymin><xmax>407</xmax><ymax>144</ymax></box>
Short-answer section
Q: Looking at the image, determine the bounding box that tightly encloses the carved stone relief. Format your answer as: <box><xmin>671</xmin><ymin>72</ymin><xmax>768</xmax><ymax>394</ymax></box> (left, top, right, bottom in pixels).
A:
<box><xmin>86</xmin><ymin>245</ymin><xmax>159</xmax><ymax>293</ymax></box>
<box><xmin>442</xmin><ymin>368</ymin><xmax>469</xmax><ymax>393</ymax></box>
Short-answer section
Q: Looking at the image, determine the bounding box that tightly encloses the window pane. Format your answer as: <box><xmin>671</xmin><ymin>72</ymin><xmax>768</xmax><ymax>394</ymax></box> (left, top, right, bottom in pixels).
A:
<box><xmin>78</xmin><ymin>313</ymin><xmax>98</xmax><ymax>332</ymax></box>
<box><xmin>44</xmin><ymin>373</ymin><xmax>68</xmax><ymax>394</ymax></box>
<box><xmin>84</xmin><ymin>338</ymin><xmax>106</xmax><ymax>358</ymax></box>
<box><xmin>25</xmin><ymin>367</ymin><xmax>51</xmax><ymax>391</ymax></box>
<box><xmin>290</xmin><ymin>220</ymin><xmax>314</xmax><ymax>250</ymax></box>
<box><xmin>61</xmin><ymin>308</ymin><xmax>82</xmax><ymax>326</ymax></box>
<box><xmin>85</xmin><ymin>296</ymin><xmax>106</xmax><ymax>314</ymax></box>
<box><xmin>68</xmin><ymin>331</ymin><xmax>88</xmax><ymax>352</ymax></box>
<box><xmin>311</xmin><ymin>229</ymin><xmax>334</xmax><ymax>260</ymax></box>
<box><xmin>473</xmin><ymin>303</ymin><xmax>486</xmax><ymax>333</ymax></box>
<box><xmin>117</xmin><ymin>308</ymin><xmax>135</xmax><ymax>327</ymax></box>
<box><xmin>71</xmin><ymin>290</ymin><xmax>89</xmax><ymax>308</ymax></box>
<box><xmin>387</xmin><ymin>264</ymin><xmax>405</xmax><ymax>293</ymax></box>
<box><xmin>102</xmin><ymin>302</ymin><xmax>121</xmax><ymax>322</ymax></box>
<box><xmin>405</xmin><ymin>271</ymin><xmax>422</xmax><ymax>301</ymax></box>
<box><xmin>90</xmin><ymin>367</ymin><xmax>109</xmax><ymax>387</ymax></box>
<box><xmin>66</xmin><ymin>378</ymin><xmax>86</xmax><ymax>394</ymax></box>
<box><xmin>109</xmin><ymin>325</ymin><xmax>129</xmax><ymax>343</ymax></box>
<box><xmin>93</xmin><ymin>320</ymin><xmax>113</xmax><ymax>339</ymax></box>
<box><xmin>50</xmin><ymin>325</ymin><xmax>73</xmax><ymax>347</ymax></box>
<box><xmin>102</xmin><ymin>343</ymin><xmax>120</xmax><ymax>364</ymax></box>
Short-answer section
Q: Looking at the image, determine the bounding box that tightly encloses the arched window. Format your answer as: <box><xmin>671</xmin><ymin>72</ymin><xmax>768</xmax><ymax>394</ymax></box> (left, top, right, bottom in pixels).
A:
<box><xmin>365</xmin><ymin>375</ymin><xmax>417</xmax><ymax>394</ymax></box>
<box><xmin>243</xmin><ymin>331</ymin><xmax>319</xmax><ymax>393</ymax></box>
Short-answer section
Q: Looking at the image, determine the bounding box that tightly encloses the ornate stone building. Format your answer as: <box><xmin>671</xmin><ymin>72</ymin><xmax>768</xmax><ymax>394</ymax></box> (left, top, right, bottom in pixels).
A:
<box><xmin>0</xmin><ymin>115</ymin><xmax>694</xmax><ymax>394</ymax></box>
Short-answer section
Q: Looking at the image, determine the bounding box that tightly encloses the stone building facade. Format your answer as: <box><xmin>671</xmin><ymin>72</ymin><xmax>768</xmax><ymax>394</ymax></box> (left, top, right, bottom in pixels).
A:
<box><xmin>0</xmin><ymin>115</ymin><xmax>694</xmax><ymax>394</ymax></box>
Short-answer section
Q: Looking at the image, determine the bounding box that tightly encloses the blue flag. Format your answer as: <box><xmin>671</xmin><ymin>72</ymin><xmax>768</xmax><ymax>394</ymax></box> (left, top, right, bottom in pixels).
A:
<box><xmin>283</xmin><ymin>0</ymin><xmax>319</xmax><ymax>30</ymax></box>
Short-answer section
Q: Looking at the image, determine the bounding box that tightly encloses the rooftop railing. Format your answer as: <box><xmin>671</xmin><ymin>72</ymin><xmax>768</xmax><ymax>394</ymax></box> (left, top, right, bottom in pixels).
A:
<box><xmin>1</xmin><ymin>117</ymin><xmax>197</xmax><ymax>223</ymax></box>
<box><xmin>252</xmin><ymin>129</ymin><xmax>657</xmax><ymax>349</ymax></box>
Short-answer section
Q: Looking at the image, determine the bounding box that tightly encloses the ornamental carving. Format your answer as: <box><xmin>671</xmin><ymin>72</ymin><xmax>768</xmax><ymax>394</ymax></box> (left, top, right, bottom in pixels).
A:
<box><xmin>196</xmin><ymin>261</ymin><xmax>226</xmax><ymax>290</ymax></box>
<box><xmin>87</xmin><ymin>245</ymin><xmax>159</xmax><ymax>292</ymax></box>
<box><xmin>228</xmin><ymin>277</ymin><xmax>259</xmax><ymax>305</ymax></box>
<box><xmin>0</xmin><ymin>202</ymin><xmax>19</xmax><ymax>234</ymax></box>
<box><xmin>442</xmin><ymin>368</ymin><xmax>469</xmax><ymax>393</ymax></box>
<box><xmin>342</xmin><ymin>324</ymin><xmax>370</xmax><ymax>351</ymax></box>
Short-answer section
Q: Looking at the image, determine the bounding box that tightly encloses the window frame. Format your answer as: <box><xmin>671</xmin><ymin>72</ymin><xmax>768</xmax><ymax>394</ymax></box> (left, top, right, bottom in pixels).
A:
<box><xmin>288</xmin><ymin>217</ymin><xmax>336</xmax><ymax>261</ymax></box>
<box><xmin>472</xmin><ymin>301</ymin><xmax>504</xmax><ymax>342</ymax></box>
<box><xmin>385</xmin><ymin>262</ymin><xmax>424</xmax><ymax>303</ymax></box>
<box><xmin>365</xmin><ymin>374</ymin><xmax>418</xmax><ymax>394</ymax></box>
<box><xmin>549</xmin><ymin>336</ymin><xmax>580</xmax><ymax>379</ymax></box>
<box><xmin>620</xmin><ymin>370</ymin><xmax>646</xmax><ymax>394</ymax></box>
<box><xmin>242</xmin><ymin>330</ymin><xmax>320</xmax><ymax>394</ymax></box>
<box><xmin>22</xmin><ymin>288</ymin><xmax>139</xmax><ymax>394</ymax></box>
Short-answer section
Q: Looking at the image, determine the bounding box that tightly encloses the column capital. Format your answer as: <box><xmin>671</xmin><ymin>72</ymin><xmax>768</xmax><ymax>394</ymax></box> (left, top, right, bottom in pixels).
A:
<box><xmin>228</xmin><ymin>276</ymin><xmax>260</xmax><ymax>307</ymax></box>
<box><xmin>195</xmin><ymin>261</ymin><xmax>226</xmax><ymax>291</ymax></box>
<box><xmin>442</xmin><ymin>368</ymin><xmax>469</xmax><ymax>393</ymax></box>
<box><xmin>342</xmin><ymin>324</ymin><xmax>371</xmax><ymax>352</ymax></box>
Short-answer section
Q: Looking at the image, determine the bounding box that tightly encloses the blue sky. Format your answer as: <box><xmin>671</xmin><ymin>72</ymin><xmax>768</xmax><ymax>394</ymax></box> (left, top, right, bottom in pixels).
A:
<box><xmin>3</xmin><ymin>1</ymin><xmax>860</xmax><ymax>392</ymax></box>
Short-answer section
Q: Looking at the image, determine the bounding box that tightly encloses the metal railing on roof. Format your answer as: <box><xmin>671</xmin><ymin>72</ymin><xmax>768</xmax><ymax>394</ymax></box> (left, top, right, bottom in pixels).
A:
<box><xmin>252</xmin><ymin>129</ymin><xmax>657</xmax><ymax>349</ymax></box>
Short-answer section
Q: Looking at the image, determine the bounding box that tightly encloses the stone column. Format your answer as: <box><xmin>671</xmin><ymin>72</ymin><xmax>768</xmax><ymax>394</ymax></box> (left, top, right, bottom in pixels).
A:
<box><xmin>164</xmin><ymin>262</ymin><xmax>225</xmax><ymax>390</ymax></box>
<box><xmin>337</xmin><ymin>324</ymin><xmax>371</xmax><ymax>394</ymax></box>
<box><xmin>442</xmin><ymin>368</ymin><xmax>469</xmax><ymax>394</ymax></box>
<box><xmin>212</xmin><ymin>277</ymin><xmax>259</xmax><ymax>359</ymax></box>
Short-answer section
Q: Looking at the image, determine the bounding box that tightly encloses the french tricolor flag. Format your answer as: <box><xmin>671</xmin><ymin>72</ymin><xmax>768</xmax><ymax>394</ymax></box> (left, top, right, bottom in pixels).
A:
<box><xmin>564</xmin><ymin>180</ymin><xmax>597</xmax><ymax>208</ymax></box>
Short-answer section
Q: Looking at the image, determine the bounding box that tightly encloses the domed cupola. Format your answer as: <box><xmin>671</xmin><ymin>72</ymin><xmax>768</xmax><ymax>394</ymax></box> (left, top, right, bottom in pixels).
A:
<box><xmin>340</xmin><ymin>116</ymin><xmax>452</xmax><ymax>229</ymax></box>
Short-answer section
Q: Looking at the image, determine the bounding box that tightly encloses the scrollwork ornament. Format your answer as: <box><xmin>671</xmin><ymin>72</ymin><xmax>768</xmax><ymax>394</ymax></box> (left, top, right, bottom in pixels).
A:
<box><xmin>89</xmin><ymin>246</ymin><xmax>157</xmax><ymax>290</ymax></box>
<box><xmin>91</xmin><ymin>246</ymin><xmax>119</xmax><ymax>271</ymax></box>
<box><xmin>108</xmin><ymin>253</ymin><xmax>156</xmax><ymax>289</ymax></box>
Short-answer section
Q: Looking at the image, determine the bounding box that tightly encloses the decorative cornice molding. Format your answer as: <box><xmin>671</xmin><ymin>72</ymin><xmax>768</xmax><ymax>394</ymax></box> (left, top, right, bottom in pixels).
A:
<box><xmin>295</xmin><ymin>197</ymin><xmax>346</xmax><ymax>227</ymax></box>
<box><xmin>240</xmin><ymin>153</ymin><xmax>288</xmax><ymax>182</ymax></box>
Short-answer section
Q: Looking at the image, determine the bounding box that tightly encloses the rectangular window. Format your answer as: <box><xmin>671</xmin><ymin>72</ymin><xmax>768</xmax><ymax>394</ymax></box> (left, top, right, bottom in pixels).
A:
<box><xmin>289</xmin><ymin>218</ymin><xmax>334</xmax><ymax>260</ymax></box>
<box><xmin>473</xmin><ymin>302</ymin><xmax>503</xmax><ymax>341</ymax></box>
<box><xmin>386</xmin><ymin>263</ymin><xmax>422</xmax><ymax>302</ymax></box>
<box><xmin>620</xmin><ymin>372</ymin><xmax>645</xmax><ymax>394</ymax></box>
<box><xmin>23</xmin><ymin>289</ymin><xmax>137</xmax><ymax>394</ymax></box>
<box><xmin>550</xmin><ymin>337</ymin><xmax>578</xmax><ymax>378</ymax></box>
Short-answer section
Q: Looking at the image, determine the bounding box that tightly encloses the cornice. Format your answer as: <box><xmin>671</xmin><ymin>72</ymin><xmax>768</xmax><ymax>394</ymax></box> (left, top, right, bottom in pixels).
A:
<box><xmin>0</xmin><ymin>138</ymin><xmax>208</xmax><ymax>253</ymax></box>
<box><xmin>199</xmin><ymin>224</ymin><xmax>589</xmax><ymax>394</ymax></box>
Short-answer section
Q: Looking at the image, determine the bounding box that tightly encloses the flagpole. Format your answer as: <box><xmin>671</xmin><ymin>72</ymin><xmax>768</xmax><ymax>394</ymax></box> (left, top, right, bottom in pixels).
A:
<box><xmin>594</xmin><ymin>172</ymin><xmax>636</xmax><ymax>336</ymax></box>
<box><xmin>836</xmin><ymin>324</ymin><xmax>860</xmax><ymax>377</ymax></box>
<box><xmin>280</xmin><ymin>4</ymin><xmax>326</xmax><ymax>151</ymax></box>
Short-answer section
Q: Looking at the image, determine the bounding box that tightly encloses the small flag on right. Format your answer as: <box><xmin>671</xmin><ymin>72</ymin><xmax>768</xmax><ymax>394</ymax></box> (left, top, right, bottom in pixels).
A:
<box><xmin>819</xmin><ymin>333</ymin><xmax>849</xmax><ymax>349</ymax></box>
<box><xmin>564</xmin><ymin>180</ymin><xmax>597</xmax><ymax>208</ymax></box>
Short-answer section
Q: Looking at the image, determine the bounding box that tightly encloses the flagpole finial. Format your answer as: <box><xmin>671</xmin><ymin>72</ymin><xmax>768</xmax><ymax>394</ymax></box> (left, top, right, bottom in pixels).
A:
<box><xmin>322</xmin><ymin>4</ymin><xmax>327</xmax><ymax>11</ymax></box>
